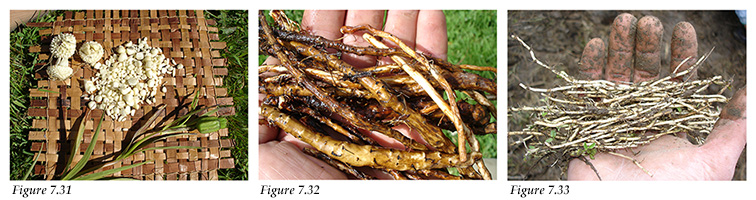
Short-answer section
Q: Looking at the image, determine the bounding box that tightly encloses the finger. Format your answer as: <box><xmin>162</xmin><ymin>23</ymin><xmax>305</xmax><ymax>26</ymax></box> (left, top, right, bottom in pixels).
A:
<box><xmin>360</xmin><ymin>124</ymin><xmax>430</xmax><ymax>150</ymax></box>
<box><xmin>302</xmin><ymin>10</ymin><xmax>346</xmax><ymax>40</ymax></box>
<box><xmin>259</xmin><ymin>92</ymin><xmax>280</xmax><ymax>143</ymax></box>
<box><xmin>380</xmin><ymin>10</ymin><xmax>419</xmax><ymax>65</ymax></box>
<box><xmin>606</xmin><ymin>13</ymin><xmax>637</xmax><ymax>83</ymax></box>
<box><xmin>670</xmin><ymin>22</ymin><xmax>698</xmax><ymax>81</ymax></box>
<box><xmin>259</xmin><ymin>141</ymin><xmax>347</xmax><ymax>180</ymax></box>
<box><xmin>633</xmin><ymin>16</ymin><xmax>663</xmax><ymax>82</ymax></box>
<box><xmin>10</xmin><ymin>10</ymin><xmax>46</xmax><ymax>31</ymax></box>
<box><xmin>392</xmin><ymin>124</ymin><xmax>432</xmax><ymax>149</ymax></box>
<box><xmin>718</xmin><ymin>86</ymin><xmax>747</xmax><ymax>122</ymax></box>
<box><xmin>383</xmin><ymin>10</ymin><xmax>419</xmax><ymax>48</ymax></box>
<box><xmin>259</xmin><ymin>123</ymin><xmax>280</xmax><ymax>144</ymax></box>
<box><xmin>700</xmin><ymin>86</ymin><xmax>746</xmax><ymax>171</ymax></box>
<box><xmin>415</xmin><ymin>10</ymin><xmax>448</xmax><ymax>60</ymax></box>
<box><xmin>262</xmin><ymin>56</ymin><xmax>280</xmax><ymax>65</ymax></box>
<box><xmin>579</xmin><ymin>38</ymin><xmax>606</xmax><ymax>80</ymax></box>
<box><xmin>342</xmin><ymin>10</ymin><xmax>386</xmax><ymax>68</ymax></box>
<box><xmin>279</xmin><ymin>131</ymin><xmax>317</xmax><ymax>150</ymax></box>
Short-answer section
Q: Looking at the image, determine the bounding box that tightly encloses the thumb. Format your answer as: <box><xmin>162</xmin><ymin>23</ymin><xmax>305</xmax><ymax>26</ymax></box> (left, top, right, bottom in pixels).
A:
<box><xmin>700</xmin><ymin>86</ymin><xmax>746</xmax><ymax>167</ymax></box>
<box><xmin>259</xmin><ymin>92</ymin><xmax>280</xmax><ymax>144</ymax></box>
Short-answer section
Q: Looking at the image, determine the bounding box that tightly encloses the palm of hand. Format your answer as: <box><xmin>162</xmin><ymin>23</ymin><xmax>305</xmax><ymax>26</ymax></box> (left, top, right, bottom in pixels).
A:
<box><xmin>567</xmin><ymin>13</ymin><xmax>746</xmax><ymax>180</ymax></box>
<box><xmin>569</xmin><ymin>134</ymin><xmax>740</xmax><ymax>180</ymax></box>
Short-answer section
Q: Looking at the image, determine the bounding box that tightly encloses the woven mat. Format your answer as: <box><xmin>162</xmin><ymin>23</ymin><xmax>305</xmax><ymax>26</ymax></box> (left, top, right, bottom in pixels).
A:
<box><xmin>26</xmin><ymin>10</ymin><xmax>236</xmax><ymax>180</ymax></box>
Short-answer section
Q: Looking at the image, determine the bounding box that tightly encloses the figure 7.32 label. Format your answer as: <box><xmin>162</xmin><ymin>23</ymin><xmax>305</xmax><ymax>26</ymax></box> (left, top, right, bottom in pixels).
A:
<box><xmin>511</xmin><ymin>184</ymin><xmax>569</xmax><ymax>198</ymax></box>
<box><xmin>260</xmin><ymin>185</ymin><xmax>320</xmax><ymax>198</ymax></box>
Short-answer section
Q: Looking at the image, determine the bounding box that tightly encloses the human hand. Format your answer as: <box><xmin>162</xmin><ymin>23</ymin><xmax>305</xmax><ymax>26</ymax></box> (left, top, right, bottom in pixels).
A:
<box><xmin>10</xmin><ymin>10</ymin><xmax>48</xmax><ymax>31</ymax></box>
<box><xmin>568</xmin><ymin>13</ymin><xmax>747</xmax><ymax>180</ymax></box>
<box><xmin>259</xmin><ymin>10</ymin><xmax>448</xmax><ymax>180</ymax></box>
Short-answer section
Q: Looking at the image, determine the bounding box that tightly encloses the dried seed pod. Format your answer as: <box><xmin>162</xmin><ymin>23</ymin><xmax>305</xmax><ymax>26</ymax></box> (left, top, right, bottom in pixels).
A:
<box><xmin>79</xmin><ymin>41</ymin><xmax>104</xmax><ymax>65</ymax></box>
<box><xmin>194</xmin><ymin>116</ymin><xmax>228</xmax><ymax>134</ymax></box>
<box><xmin>50</xmin><ymin>33</ymin><xmax>76</xmax><ymax>59</ymax></box>
<box><xmin>47</xmin><ymin>59</ymin><xmax>73</xmax><ymax>81</ymax></box>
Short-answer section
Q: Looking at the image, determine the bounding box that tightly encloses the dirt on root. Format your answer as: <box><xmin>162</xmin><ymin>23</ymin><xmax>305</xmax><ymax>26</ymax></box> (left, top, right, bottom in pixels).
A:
<box><xmin>508</xmin><ymin>10</ymin><xmax>746</xmax><ymax>180</ymax></box>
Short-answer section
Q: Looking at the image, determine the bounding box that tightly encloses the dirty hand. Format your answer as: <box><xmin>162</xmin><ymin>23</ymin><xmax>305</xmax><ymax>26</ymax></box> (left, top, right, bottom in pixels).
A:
<box><xmin>568</xmin><ymin>13</ymin><xmax>747</xmax><ymax>180</ymax></box>
<box><xmin>259</xmin><ymin>10</ymin><xmax>448</xmax><ymax>179</ymax></box>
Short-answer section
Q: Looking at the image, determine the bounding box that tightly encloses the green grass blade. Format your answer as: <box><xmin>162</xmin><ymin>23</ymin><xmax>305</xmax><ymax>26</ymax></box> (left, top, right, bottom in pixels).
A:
<box><xmin>173</xmin><ymin>90</ymin><xmax>203</xmax><ymax>129</ymax></box>
<box><xmin>73</xmin><ymin>161</ymin><xmax>148</xmax><ymax>180</ymax></box>
<box><xmin>119</xmin><ymin>131</ymin><xmax>194</xmax><ymax>161</ymax></box>
<box><xmin>200</xmin><ymin>106</ymin><xmax>222</xmax><ymax>117</ymax></box>
<box><xmin>189</xmin><ymin>87</ymin><xmax>201</xmax><ymax>110</ymax></box>
<box><xmin>63</xmin><ymin>110</ymin><xmax>89</xmax><ymax>174</ymax></box>
<box><xmin>133</xmin><ymin>105</ymin><xmax>166</xmax><ymax>138</ymax></box>
<box><xmin>163</xmin><ymin>105</ymin><xmax>215</xmax><ymax>131</ymax></box>
<box><xmin>116</xmin><ymin>131</ymin><xmax>160</xmax><ymax>161</ymax></box>
<box><xmin>156</xmin><ymin>127</ymin><xmax>192</xmax><ymax>135</ymax></box>
<box><xmin>62</xmin><ymin>114</ymin><xmax>104</xmax><ymax>180</ymax></box>
<box><xmin>121</xmin><ymin>105</ymin><xmax>166</xmax><ymax>158</ymax></box>
<box><xmin>97</xmin><ymin>177</ymin><xmax>140</xmax><ymax>180</ymax></box>
<box><xmin>128</xmin><ymin>132</ymin><xmax>195</xmax><ymax>154</ymax></box>
<box><xmin>37</xmin><ymin>88</ymin><xmax>60</xmax><ymax>94</ymax></box>
<box><xmin>138</xmin><ymin>146</ymin><xmax>202</xmax><ymax>153</ymax></box>
<box><xmin>21</xmin><ymin>149</ymin><xmax>43</xmax><ymax>180</ymax></box>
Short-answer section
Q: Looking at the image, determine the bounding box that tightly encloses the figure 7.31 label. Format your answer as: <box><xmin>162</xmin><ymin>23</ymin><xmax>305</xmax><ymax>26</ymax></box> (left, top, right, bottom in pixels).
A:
<box><xmin>12</xmin><ymin>185</ymin><xmax>72</xmax><ymax>198</ymax></box>
<box><xmin>260</xmin><ymin>185</ymin><xmax>320</xmax><ymax>198</ymax></box>
<box><xmin>511</xmin><ymin>184</ymin><xmax>569</xmax><ymax>198</ymax></box>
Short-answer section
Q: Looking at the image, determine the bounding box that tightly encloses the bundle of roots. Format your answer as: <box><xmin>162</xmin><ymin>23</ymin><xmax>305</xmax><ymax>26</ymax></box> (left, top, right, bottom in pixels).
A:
<box><xmin>258</xmin><ymin>11</ymin><xmax>497</xmax><ymax>180</ymax></box>
<box><xmin>508</xmin><ymin>35</ymin><xmax>730</xmax><ymax>177</ymax></box>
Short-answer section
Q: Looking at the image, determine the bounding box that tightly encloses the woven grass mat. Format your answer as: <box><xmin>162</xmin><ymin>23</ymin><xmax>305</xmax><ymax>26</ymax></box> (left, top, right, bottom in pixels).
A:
<box><xmin>26</xmin><ymin>10</ymin><xmax>236</xmax><ymax>180</ymax></box>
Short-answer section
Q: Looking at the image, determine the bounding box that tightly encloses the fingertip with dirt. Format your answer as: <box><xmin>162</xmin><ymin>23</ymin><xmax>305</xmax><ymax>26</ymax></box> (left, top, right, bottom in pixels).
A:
<box><xmin>579</xmin><ymin>38</ymin><xmax>606</xmax><ymax>80</ymax></box>
<box><xmin>634</xmin><ymin>15</ymin><xmax>663</xmax><ymax>82</ymax></box>
<box><xmin>606</xmin><ymin>13</ymin><xmax>637</xmax><ymax>82</ymax></box>
<box><xmin>671</xmin><ymin>21</ymin><xmax>699</xmax><ymax>81</ymax></box>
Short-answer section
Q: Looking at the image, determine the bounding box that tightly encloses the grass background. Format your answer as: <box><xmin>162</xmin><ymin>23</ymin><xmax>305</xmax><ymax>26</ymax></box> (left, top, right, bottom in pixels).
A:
<box><xmin>9</xmin><ymin>10</ymin><xmax>249</xmax><ymax>180</ymax></box>
<box><xmin>206</xmin><ymin>10</ymin><xmax>249</xmax><ymax>180</ymax></box>
<box><xmin>258</xmin><ymin>10</ymin><xmax>497</xmax><ymax>158</ymax></box>
<box><xmin>10</xmin><ymin>10</ymin><xmax>63</xmax><ymax>180</ymax></box>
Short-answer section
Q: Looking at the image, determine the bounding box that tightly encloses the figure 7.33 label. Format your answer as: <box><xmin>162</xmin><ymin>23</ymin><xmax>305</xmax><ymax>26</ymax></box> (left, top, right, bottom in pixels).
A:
<box><xmin>260</xmin><ymin>185</ymin><xmax>320</xmax><ymax>198</ymax></box>
<box><xmin>511</xmin><ymin>184</ymin><xmax>569</xmax><ymax>198</ymax></box>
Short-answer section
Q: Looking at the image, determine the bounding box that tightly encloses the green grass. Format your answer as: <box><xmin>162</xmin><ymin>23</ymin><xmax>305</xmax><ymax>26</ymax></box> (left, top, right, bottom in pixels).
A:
<box><xmin>205</xmin><ymin>10</ymin><xmax>249</xmax><ymax>180</ymax></box>
<box><xmin>9</xmin><ymin>10</ymin><xmax>62</xmax><ymax>180</ymax></box>
<box><xmin>259</xmin><ymin>10</ymin><xmax>497</xmax><ymax>158</ymax></box>
<box><xmin>444</xmin><ymin>10</ymin><xmax>497</xmax><ymax>158</ymax></box>
<box><xmin>258</xmin><ymin>10</ymin><xmax>303</xmax><ymax>65</ymax></box>
<box><xmin>9</xmin><ymin>10</ymin><xmax>248</xmax><ymax>180</ymax></box>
